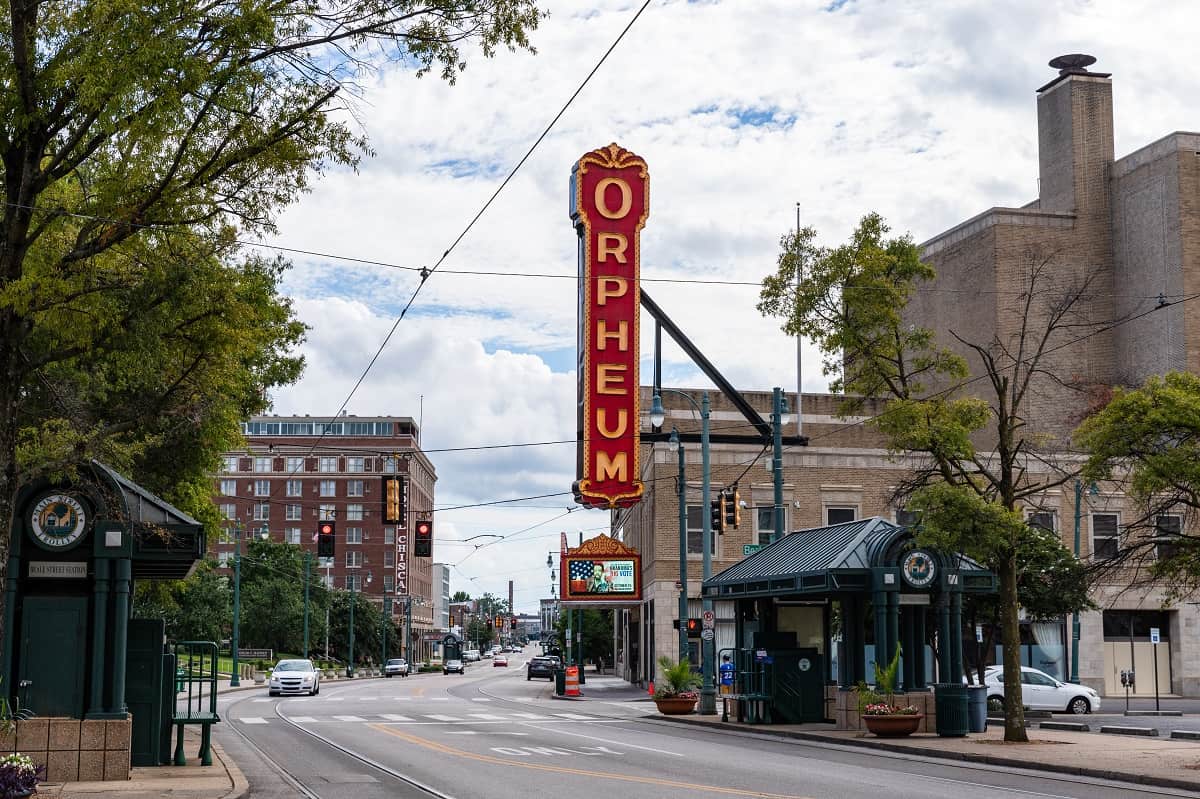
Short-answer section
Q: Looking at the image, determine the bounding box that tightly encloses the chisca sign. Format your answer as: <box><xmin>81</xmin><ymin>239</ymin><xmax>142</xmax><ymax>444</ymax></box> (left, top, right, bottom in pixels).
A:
<box><xmin>570</xmin><ymin>144</ymin><xmax>647</xmax><ymax>509</ymax></box>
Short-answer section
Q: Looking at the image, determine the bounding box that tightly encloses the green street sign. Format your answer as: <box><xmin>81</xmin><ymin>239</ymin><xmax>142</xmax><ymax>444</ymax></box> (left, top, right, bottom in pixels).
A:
<box><xmin>742</xmin><ymin>544</ymin><xmax>761</xmax><ymax>556</ymax></box>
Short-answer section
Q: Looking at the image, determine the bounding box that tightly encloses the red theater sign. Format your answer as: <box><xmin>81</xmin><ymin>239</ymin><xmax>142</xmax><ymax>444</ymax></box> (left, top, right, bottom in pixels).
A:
<box><xmin>570</xmin><ymin>144</ymin><xmax>647</xmax><ymax>509</ymax></box>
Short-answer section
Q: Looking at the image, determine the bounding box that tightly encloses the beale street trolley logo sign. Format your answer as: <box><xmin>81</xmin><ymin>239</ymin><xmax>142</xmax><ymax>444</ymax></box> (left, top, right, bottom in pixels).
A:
<box><xmin>901</xmin><ymin>550</ymin><xmax>937</xmax><ymax>589</ymax></box>
<box><xmin>29</xmin><ymin>493</ymin><xmax>89</xmax><ymax>550</ymax></box>
<box><xmin>570</xmin><ymin>143</ymin><xmax>647</xmax><ymax>509</ymax></box>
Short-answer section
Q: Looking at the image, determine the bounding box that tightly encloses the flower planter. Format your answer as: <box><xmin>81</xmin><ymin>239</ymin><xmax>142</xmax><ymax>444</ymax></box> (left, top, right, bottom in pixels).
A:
<box><xmin>654</xmin><ymin>698</ymin><xmax>698</xmax><ymax>715</ymax></box>
<box><xmin>861</xmin><ymin>713</ymin><xmax>923</xmax><ymax>738</ymax></box>
<box><xmin>252</xmin><ymin>672</ymin><xmax>266</xmax><ymax>685</ymax></box>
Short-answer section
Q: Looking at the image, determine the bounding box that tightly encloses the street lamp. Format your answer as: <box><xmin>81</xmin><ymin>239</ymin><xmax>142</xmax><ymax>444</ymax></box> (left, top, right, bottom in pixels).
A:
<box><xmin>668</xmin><ymin>428</ymin><xmax>688</xmax><ymax>662</ymax></box>
<box><xmin>651</xmin><ymin>389</ymin><xmax>716</xmax><ymax>715</ymax></box>
<box><xmin>770</xmin><ymin>387</ymin><xmax>792</xmax><ymax>544</ymax></box>
<box><xmin>230</xmin><ymin>522</ymin><xmax>270</xmax><ymax>687</ymax></box>
<box><xmin>347</xmin><ymin>570</ymin><xmax>372</xmax><ymax>677</ymax></box>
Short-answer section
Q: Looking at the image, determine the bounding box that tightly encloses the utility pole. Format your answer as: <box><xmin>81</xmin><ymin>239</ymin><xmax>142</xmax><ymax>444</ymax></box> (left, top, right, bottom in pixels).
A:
<box><xmin>303</xmin><ymin>550</ymin><xmax>311</xmax><ymax>659</ymax></box>
<box><xmin>230</xmin><ymin>519</ymin><xmax>243</xmax><ymax>687</ymax></box>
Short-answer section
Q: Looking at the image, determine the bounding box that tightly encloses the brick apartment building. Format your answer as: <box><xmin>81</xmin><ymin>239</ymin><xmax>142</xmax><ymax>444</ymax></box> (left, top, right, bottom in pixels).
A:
<box><xmin>616</xmin><ymin>56</ymin><xmax>1200</xmax><ymax>697</ymax></box>
<box><xmin>213</xmin><ymin>414</ymin><xmax>438</xmax><ymax>650</ymax></box>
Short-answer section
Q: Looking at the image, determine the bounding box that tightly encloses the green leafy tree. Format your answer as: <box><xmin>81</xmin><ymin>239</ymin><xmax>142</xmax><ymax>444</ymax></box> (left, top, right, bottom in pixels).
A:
<box><xmin>239</xmin><ymin>539</ymin><xmax>328</xmax><ymax>656</ymax></box>
<box><xmin>451</xmin><ymin>591</ymin><xmax>472</xmax><ymax>603</ymax></box>
<box><xmin>1076</xmin><ymin>372</ymin><xmax>1200</xmax><ymax>596</ymax></box>
<box><xmin>759</xmin><ymin>214</ymin><xmax>1100</xmax><ymax>742</ymax></box>
<box><xmin>134</xmin><ymin>558</ymin><xmax>231</xmax><ymax>643</ymax></box>
<box><xmin>328</xmin><ymin>589</ymin><xmax>384</xmax><ymax>666</ymax></box>
<box><xmin>0</xmin><ymin>0</ymin><xmax>543</xmax><ymax>645</ymax></box>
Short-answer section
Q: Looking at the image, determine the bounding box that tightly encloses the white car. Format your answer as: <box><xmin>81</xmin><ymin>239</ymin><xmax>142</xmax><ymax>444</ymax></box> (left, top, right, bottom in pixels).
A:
<box><xmin>983</xmin><ymin>666</ymin><xmax>1100</xmax><ymax>714</ymax></box>
<box><xmin>268</xmin><ymin>659</ymin><xmax>320</xmax><ymax>696</ymax></box>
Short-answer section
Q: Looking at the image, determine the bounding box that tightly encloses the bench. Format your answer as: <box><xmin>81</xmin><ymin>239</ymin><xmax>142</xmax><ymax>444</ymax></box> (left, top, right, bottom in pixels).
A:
<box><xmin>173</xmin><ymin>642</ymin><xmax>221</xmax><ymax>766</ymax></box>
<box><xmin>721</xmin><ymin>693</ymin><xmax>772</xmax><ymax>724</ymax></box>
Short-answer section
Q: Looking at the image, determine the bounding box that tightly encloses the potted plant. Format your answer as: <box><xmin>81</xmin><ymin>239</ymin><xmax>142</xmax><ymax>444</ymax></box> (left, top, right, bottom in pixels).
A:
<box><xmin>855</xmin><ymin>645</ymin><xmax>923</xmax><ymax>737</ymax></box>
<box><xmin>0</xmin><ymin>753</ymin><xmax>44</xmax><ymax>798</ymax></box>
<box><xmin>652</xmin><ymin>656</ymin><xmax>701</xmax><ymax>715</ymax></box>
<box><xmin>253</xmin><ymin>660</ymin><xmax>268</xmax><ymax>685</ymax></box>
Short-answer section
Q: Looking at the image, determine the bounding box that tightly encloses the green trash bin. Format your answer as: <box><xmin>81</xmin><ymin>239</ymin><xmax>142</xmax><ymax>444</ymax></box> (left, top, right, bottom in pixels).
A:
<box><xmin>934</xmin><ymin>683</ymin><xmax>969</xmax><ymax>737</ymax></box>
<box><xmin>554</xmin><ymin>668</ymin><xmax>566</xmax><ymax>696</ymax></box>
<box><xmin>175</xmin><ymin>667</ymin><xmax>186</xmax><ymax>694</ymax></box>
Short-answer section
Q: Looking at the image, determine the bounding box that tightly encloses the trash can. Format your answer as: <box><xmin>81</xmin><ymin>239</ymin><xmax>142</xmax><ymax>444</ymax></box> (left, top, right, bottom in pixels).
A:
<box><xmin>554</xmin><ymin>667</ymin><xmax>566</xmax><ymax>696</ymax></box>
<box><xmin>934</xmin><ymin>683</ymin><xmax>969</xmax><ymax>737</ymax></box>
<box><xmin>175</xmin><ymin>668</ymin><xmax>186</xmax><ymax>694</ymax></box>
<box><xmin>966</xmin><ymin>685</ymin><xmax>988</xmax><ymax>733</ymax></box>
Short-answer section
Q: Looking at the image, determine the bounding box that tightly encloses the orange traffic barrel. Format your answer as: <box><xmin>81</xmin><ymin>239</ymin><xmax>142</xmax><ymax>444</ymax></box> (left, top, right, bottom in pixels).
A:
<box><xmin>565</xmin><ymin>665</ymin><xmax>581</xmax><ymax>696</ymax></box>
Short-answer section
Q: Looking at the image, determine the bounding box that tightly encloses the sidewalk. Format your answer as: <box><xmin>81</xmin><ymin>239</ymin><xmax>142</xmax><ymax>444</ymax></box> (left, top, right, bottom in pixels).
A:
<box><xmin>651</xmin><ymin>712</ymin><xmax>1200</xmax><ymax>793</ymax></box>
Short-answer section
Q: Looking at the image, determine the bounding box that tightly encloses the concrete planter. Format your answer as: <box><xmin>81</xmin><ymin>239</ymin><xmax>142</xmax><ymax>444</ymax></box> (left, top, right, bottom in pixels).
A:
<box><xmin>252</xmin><ymin>672</ymin><xmax>267</xmax><ymax>685</ymax></box>
<box><xmin>654</xmin><ymin>698</ymin><xmax>698</xmax><ymax>715</ymax></box>
<box><xmin>862</xmin><ymin>713</ymin><xmax>923</xmax><ymax>737</ymax></box>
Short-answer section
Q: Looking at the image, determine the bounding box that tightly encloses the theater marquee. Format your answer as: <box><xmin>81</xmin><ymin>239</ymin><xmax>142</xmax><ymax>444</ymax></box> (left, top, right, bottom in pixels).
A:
<box><xmin>570</xmin><ymin>144</ymin><xmax>647</xmax><ymax>509</ymax></box>
<box><xmin>559</xmin><ymin>534</ymin><xmax>642</xmax><ymax>604</ymax></box>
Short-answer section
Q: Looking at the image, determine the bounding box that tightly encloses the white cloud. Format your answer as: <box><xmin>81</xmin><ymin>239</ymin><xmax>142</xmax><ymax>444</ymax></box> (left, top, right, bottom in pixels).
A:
<box><xmin>263</xmin><ymin>0</ymin><xmax>1200</xmax><ymax>609</ymax></box>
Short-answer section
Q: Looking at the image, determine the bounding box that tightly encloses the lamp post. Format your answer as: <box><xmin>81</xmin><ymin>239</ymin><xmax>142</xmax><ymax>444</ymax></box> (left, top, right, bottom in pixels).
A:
<box><xmin>770</xmin><ymin>387</ymin><xmax>792</xmax><ymax>544</ymax></box>
<box><xmin>303</xmin><ymin>550</ymin><xmax>311</xmax><ymax>659</ymax></box>
<box><xmin>382</xmin><ymin>596</ymin><xmax>392</xmax><ymax>665</ymax></box>
<box><xmin>668</xmin><ymin>428</ymin><xmax>689</xmax><ymax>662</ymax></box>
<box><xmin>230</xmin><ymin>522</ymin><xmax>270</xmax><ymax>687</ymax></box>
<box><xmin>1070</xmin><ymin>479</ymin><xmax>1097</xmax><ymax>683</ymax></box>
<box><xmin>651</xmin><ymin>389</ymin><xmax>715</xmax><ymax>715</ymax></box>
<box><xmin>347</xmin><ymin>570</ymin><xmax>372</xmax><ymax>677</ymax></box>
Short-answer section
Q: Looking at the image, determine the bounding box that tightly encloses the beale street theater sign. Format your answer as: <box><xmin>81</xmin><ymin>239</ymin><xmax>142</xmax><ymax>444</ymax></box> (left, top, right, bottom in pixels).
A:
<box><xmin>570</xmin><ymin>143</ymin><xmax>647</xmax><ymax>509</ymax></box>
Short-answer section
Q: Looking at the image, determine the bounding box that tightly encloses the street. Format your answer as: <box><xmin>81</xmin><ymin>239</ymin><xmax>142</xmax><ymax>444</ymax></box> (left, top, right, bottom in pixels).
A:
<box><xmin>213</xmin><ymin>651</ymin><xmax>1194</xmax><ymax>799</ymax></box>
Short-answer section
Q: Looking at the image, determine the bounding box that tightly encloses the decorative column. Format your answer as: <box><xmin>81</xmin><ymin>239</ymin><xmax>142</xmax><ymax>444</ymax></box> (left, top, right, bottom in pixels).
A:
<box><xmin>886</xmin><ymin>591</ymin><xmax>900</xmax><ymax>669</ymax></box>
<box><xmin>872</xmin><ymin>589</ymin><xmax>888</xmax><ymax>677</ymax></box>
<box><xmin>1</xmin><ymin>555</ymin><xmax>19</xmax><ymax>696</ymax></box>
<box><xmin>110</xmin><ymin>558</ymin><xmax>131</xmax><ymax>716</ymax></box>
<box><xmin>936</xmin><ymin>593</ymin><xmax>952</xmax><ymax>683</ymax></box>
<box><xmin>88</xmin><ymin>560</ymin><xmax>111</xmax><ymax>717</ymax></box>
<box><xmin>949</xmin><ymin>590</ymin><xmax>964</xmax><ymax>683</ymax></box>
<box><xmin>912</xmin><ymin>607</ymin><xmax>927</xmax><ymax>689</ymax></box>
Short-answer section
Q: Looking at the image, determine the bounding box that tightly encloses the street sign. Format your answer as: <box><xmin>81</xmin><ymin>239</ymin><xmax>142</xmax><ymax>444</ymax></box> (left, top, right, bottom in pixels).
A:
<box><xmin>702</xmin><ymin>610</ymin><xmax>715</xmax><ymax>629</ymax></box>
<box><xmin>1150</xmin><ymin>627</ymin><xmax>1160</xmax><ymax>644</ymax></box>
<box><xmin>754</xmin><ymin>648</ymin><xmax>767</xmax><ymax>662</ymax></box>
<box><xmin>700</xmin><ymin>629</ymin><xmax>714</xmax><ymax>642</ymax></box>
<box><xmin>975</xmin><ymin>625</ymin><xmax>983</xmax><ymax>643</ymax></box>
<box><xmin>742</xmin><ymin>544</ymin><xmax>761</xmax><ymax>556</ymax></box>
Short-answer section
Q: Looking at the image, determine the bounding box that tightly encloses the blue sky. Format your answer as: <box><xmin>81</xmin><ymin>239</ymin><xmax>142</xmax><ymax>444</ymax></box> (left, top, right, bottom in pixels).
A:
<box><xmin>262</xmin><ymin>0</ymin><xmax>1199</xmax><ymax>610</ymax></box>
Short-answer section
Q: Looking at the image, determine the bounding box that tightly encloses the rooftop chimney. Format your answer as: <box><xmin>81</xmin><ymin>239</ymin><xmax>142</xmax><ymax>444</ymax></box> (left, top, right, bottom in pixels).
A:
<box><xmin>1036</xmin><ymin>54</ymin><xmax>1114</xmax><ymax>215</ymax></box>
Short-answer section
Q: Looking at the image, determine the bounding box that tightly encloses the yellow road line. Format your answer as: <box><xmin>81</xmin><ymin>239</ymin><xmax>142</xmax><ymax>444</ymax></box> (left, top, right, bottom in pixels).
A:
<box><xmin>369</xmin><ymin>724</ymin><xmax>814</xmax><ymax>799</ymax></box>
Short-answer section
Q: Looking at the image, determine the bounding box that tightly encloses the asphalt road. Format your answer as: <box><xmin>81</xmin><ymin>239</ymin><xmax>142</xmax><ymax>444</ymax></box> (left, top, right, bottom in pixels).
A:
<box><xmin>215</xmin><ymin>650</ymin><xmax>1195</xmax><ymax>799</ymax></box>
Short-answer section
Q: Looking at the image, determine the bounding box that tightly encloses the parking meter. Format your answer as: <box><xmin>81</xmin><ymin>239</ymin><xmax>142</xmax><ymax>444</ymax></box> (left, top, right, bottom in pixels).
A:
<box><xmin>1120</xmin><ymin>669</ymin><xmax>1134</xmax><ymax>712</ymax></box>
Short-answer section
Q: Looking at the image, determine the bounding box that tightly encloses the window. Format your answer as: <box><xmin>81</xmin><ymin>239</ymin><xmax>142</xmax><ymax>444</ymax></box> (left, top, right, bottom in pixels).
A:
<box><xmin>220</xmin><ymin>504</ymin><xmax>236</xmax><ymax>521</ymax></box>
<box><xmin>218</xmin><ymin>525</ymin><xmax>235</xmax><ymax>544</ymax></box>
<box><xmin>1102</xmin><ymin>609</ymin><xmax>1170</xmax><ymax>641</ymax></box>
<box><xmin>1155</xmin><ymin>514</ymin><xmax>1182</xmax><ymax>561</ymax></box>
<box><xmin>346</xmin><ymin>504</ymin><xmax>364</xmax><ymax>521</ymax></box>
<box><xmin>347</xmin><ymin>480</ymin><xmax>364</xmax><ymax>497</ymax></box>
<box><xmin>254</xmin><ymin>480</ymin><xmax>271</xmax><ymax>497</ymax></box>
<box><xmin>685</xmin><ymin>505</ymin><xmax>718</xmax><ymax>556</ymax></box>
<box><xmin>286</xmin><ymin>480</ymin><xmax>302</xmax><ymax>497</ymax></box>
<box><xmin>286</xmin><ymin>457</ymin><xmax>305</xmax><ymax>473</ymax></box>
<box><xmin>755</xmin><ymin>506</ymin><xmax>785</xmax><ymax>547</ymax></box>
<box><xmin>285</xmin><ymin>528</ymin><xmax>301</xmax><ymax>544</ymax></box>
<box><xmin>254</xmin><ymin>457</ymin><xmax>272</xmax><ymax>473</ymax></box>
<box><xmin>320</xmin><ymin>480</ymin><xmax>337</xmax><ymax>497</ymax></box>
<box><xmin>826</xmin><ymin>507</ymin><xmax>856</xmax><ymax>525</ymax></box>
<box><xmin>1028</xmin><ymin>511</ymin><xmax>1057</xmax><ymax>532</ymax></box>
<box><xmin>286</xmin><ymin>504</ymin><xmax>302</xmax><ymax>521</ymax></box>
<box><xmin>383</xmin><ymin>575</ymin><xmax>395</xmax><ymax>593</ymax></box>
<box><xmin>384</xmin><ymin>550</ymin><xmax>395</xmax><ymax>567</ymax></box>
<box><xmin>219</xmin><ymin>480</ymin><xmax>236</xmax><ymax>496</ymax></box>
<box><xmin>1021</xmin><ymin>670</ymin><xmax>1058</xmax><ymax>687</ymax></box>
<box><xmin>319</xmin><ymin>457</ymin><xmax>338</xmax><ymax>473</ymax></box>
<box><xmin>253</xmin><ymin>503</ymin><xmax>269</xmax><ymax>521</ymax></box>
<box><xmin>319</xmin><ymin>504</ymin><xmax>336</xmax><ymax>520</ymax></box>
<box><xmin>218</xmin><ymin>551</ymin><xmax>232</xmax><ymax>567</ymax></box>
<box><xmin>346</xmin><ymin>527</ymin><xmax>363</xmax><ymax>544</ymax></box>
<box><xmin>346</xmin><ymin>457</ymin><xmax>365</xmax><ymax>473</ymax></box>
<box><xmin>383</xmin><ymin>527</ymin><xmax>395</xmax><ymax>545</ymax></box>
<box><xmin>346</xmin><ymin>551</ymin><xmax>362</xmax><ymax>568</ymax></box>
<box><xmin>384</xmin><ymin>456</ymin><xmax>397</xmax><ymax>474</ymax></box>
<box><xmin>322</xmin><ymin>573</ymin><xmax>334</xmax><ymax>589</ymax></box>
<box><xmin>222</xmin><ymin>456</ymin><xmax>239</xmax><ymax>472</ymax></box>
<box><xmin>1091</xmin><ymin>513</ymin><xmax>1119</xmax><ymax>559</ymax></box>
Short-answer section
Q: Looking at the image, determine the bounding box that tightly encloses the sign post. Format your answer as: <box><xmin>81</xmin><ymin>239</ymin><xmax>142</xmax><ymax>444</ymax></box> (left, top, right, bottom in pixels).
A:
<box><xmin>1150</xmin><ymin>626</ymin><xmax>1161</xmax><ymax>713</ymax></box>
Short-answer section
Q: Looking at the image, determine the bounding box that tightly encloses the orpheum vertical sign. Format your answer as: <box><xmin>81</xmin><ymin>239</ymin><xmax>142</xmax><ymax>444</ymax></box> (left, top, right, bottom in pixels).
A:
<box><xmin>570</xmin><ymin>143</ymin><xmax>647</xmax><ymax>509</ymax></box>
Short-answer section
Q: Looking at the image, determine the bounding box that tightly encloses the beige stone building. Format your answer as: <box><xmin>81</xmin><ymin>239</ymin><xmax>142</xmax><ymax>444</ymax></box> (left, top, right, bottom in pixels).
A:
<box><xmin>615</xmin><ymin>57</ymin><xmax>1200</xmax><ymax>698</ymax></box>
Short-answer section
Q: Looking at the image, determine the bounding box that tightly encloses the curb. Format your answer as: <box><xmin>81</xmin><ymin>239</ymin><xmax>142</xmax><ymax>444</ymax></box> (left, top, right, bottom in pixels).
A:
<box><xmin>211</xmin><ymin>737</ymin><xmax>250</xmax><ymax>799</ymax></box>
<box><xmin>648</xmin><ymin>715</ymin><xmax>1200</xmax><ymax>793</ymax></box>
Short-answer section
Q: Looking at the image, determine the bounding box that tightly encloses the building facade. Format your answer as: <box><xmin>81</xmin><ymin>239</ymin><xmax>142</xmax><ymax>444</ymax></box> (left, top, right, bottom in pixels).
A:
<box><xmin>213</xmin><ymin>414</ymin><xmax>438</xmax><ymax>638</ymax></box>
<box><xmin>432</xmin><ymin>563</ymin><xmax>451</xmax><ymax>630</ymax></box>
<box><xmin>615</xmin><ymin>58</ymin><xmax>1200</xmax><ymax>698</ymax></box>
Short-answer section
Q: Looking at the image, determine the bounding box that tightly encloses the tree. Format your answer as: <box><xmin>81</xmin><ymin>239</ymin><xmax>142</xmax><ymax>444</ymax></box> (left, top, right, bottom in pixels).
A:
<box><xmin>133</xmin><ymin>558</ymin><xmax>231</xmax><ymax>643</ymax></box>
<box><xmin>239</xmin><ymin>539</ymin><xmax>329</xmax><ymax>656</ymax></box>
<box><xmin>0</xmin><ymin>0</ymin><xmax>543</xmax><ymax>646</ymax></box>
<box><xmin>1075</xmin><ymin>372</ymin><xmax>1200</xmax><ymax>596</ymax></box>
<box><xmin>451</xmin><ymin>591</ymin><xmax>472</xmax><ymax>603</ymax></box>
<box><xmin>759</xmin><ymin>214</ymin><xmax>1100</xmax><ymax>742</ymax></box>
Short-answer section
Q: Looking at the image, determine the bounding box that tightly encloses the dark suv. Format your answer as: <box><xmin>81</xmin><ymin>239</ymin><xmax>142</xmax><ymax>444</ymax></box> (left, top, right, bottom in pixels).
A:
<box><xmin>526</xmin><ymin>656</ymin><xmax>560</xmax><ymax>681</ymax></box>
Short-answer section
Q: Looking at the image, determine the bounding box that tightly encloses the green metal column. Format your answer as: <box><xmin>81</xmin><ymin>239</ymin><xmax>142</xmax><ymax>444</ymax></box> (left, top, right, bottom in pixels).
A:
<box><xmin>110</xmin><ymin>558</ymin><xmax>131</xmax><ymax>716</ymax></box>
<box><xmin>886</xmin><ymin>590</ymin><xmax>900</xmax><ymax>668</ymax></box>
<box><xmin>303</xmin><ymin>550</ymin><xmax>311</xmax><ymax>659</ymax></box>
<box><xmin>912</xmin><ymin>607</ymin><xmax>927</xmax><ymax>689</ymax></box>
<box><xmin>348</xmin><ymin>578</ymin><xmax>356</xmax><ymax>677</ymax></box>
<box><xmin>949</xmin><ymin>590</ymin><xmax>964</xmax><ymax>681</ymax></box>
<box><xmin>771</xmin><ymin>387</ymin><xmax>785</xmax><ymax>543</ymax></box>
<box><xmin>231</xmin><ymin>524</ymin><xmax>242</xmax><ymax>687</ymax></box>
<box><xmin>872</xmin><ymin>589</ymin><xmax>887</xmax><ymax>677</ymax></box>
<box><xmin>88</xmin><ymin>559</ymin><xmax>111</xmax><ymax>716</ymax></box>
<box><xmin>675</xmin><ymin>429</ymin><xmax>688</xmax><ymax>662</ymax></box>
<box><xmin>1</xmin><ymin>555</ymin><xmax>18</xmax><ymax>698</ymax></box>
<box><xmin>936</xmin><ymin>594</ymin><xmax>952</xmax><ymax>682</ymax></box>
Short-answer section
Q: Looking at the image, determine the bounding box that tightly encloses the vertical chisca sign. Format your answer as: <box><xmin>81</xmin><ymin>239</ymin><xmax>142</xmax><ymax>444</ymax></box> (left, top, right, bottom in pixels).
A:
<box><xmin>570</xmin><ymin>144</ymin><xmax>648</xmax><ymax>509</ymax></box>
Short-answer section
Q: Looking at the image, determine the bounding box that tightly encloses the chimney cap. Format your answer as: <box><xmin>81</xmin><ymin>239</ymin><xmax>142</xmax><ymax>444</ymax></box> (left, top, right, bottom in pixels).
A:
<box><xmin>1049</xmin><ymin>53</ymin><xmax>1097</xmax><ymax>73</ymax></box>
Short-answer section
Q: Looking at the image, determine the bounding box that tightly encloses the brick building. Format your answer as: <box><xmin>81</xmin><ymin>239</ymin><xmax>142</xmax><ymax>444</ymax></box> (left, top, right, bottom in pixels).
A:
<box><xmin>213</xmin><ymin>414</ymin><xmax>437</xmax><ymax>646</ymax></box>
<box><xmin>616</xmin><ymin>57</ymin><xmax>1200</xmax><ymax>697</ymax></box>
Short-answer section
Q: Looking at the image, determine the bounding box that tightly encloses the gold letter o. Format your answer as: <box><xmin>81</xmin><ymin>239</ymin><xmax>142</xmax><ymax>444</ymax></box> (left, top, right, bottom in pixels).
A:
<box><xmin>594</xmin><ymin>178</ymin><xmax>632</xmax><ymax>220</ymax></box>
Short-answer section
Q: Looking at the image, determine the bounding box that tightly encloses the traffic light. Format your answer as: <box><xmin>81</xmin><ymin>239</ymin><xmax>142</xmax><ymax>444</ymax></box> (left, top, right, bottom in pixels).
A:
<box><xmin>495</xmin><ymin>615</ymin><xmax>503</xmax><ymax>629</ymax></box>
<box><xmin>724</xmin><ymin>487</ymin><xmax>739</xmax><ymax>529</ymax></box>
<box><xmin>732</xmin><ymin>485</ymin><xmax>742</xmax><ymax>529</ymax></box>
<box><xmin>673</xmin><ymin>618</ymin><xmax>701</xmax><ymax>636</ymax></box>
<box><xmin>711</xmin><ymin>499</ymin><xmax>724</xmax><ymax>534</ymax></box>
<box><xmin>383</xmin><ymin>476</ymin><xmax>406</xmax><ymax>524</ymax></box>
<box><xmin>316</xmin><ymin>521</ymin><xmax>335</xmax><ymax>557</ymax></box>
<box><xmin>414</xmin><ymin>518</ymin><xmax>433</xmax><ymax>557</ymax></box>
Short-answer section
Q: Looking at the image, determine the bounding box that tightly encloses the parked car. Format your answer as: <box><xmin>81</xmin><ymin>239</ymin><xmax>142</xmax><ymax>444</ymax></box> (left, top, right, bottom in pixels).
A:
<box><xmin>268</xmin><ymin>659</ymin><xmax>320</xmax><ymax>696</ymax></box>
<box><xmin>443</xmin><ymin>658</ymin><xmax>465</xmax><ymax>675</ymax></box>
<box><xmin>983</xmin><ymin>666</ymin><xmax>1101</xmax><ymax>714</ymax></box>
<box><xmin>463</xmin><ymin>650</ymin><xmax>481</xmax><ymax>662</ymax></box>
<box><xmin>526</xmin><ymin>655</ymin><xmax>559</xmax><ymax>681</ymax></box>
<box><xmin>493</xmin><ymin>655</ymin><xmax>508</xmax><ymax>667</ymax></box>
<box><xmin>384</xmin><ymin>658</ymin><xmax>410</xmax><ymax>678</ymax></box>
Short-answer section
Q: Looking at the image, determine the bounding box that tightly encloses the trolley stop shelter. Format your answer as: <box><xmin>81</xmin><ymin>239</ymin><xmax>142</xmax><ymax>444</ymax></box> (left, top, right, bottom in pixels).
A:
<box><xmin>702</xmin><ymin>517</ymin><xmax>996</xmax><ymax>725</ymax></box>
<box><xmin>1</xmin><ymin>461</ymin><xmax>205</xmax><ymax>776</ymax></box>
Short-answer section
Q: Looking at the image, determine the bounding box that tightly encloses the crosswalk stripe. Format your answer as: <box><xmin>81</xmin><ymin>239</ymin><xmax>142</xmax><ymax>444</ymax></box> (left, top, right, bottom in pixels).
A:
<box><xmin>357</xmin><ymin>696</ymin><xmax>378</xmax><ymax>701</ymax></box>
<box><xmin>290</xmin><ymin>716</ymin><xmax>318</xmax><ymax>723</ymax></box>
<box><xmin>380</xmin><ymin>714</ymin><xmax>412</xmax><ymax>721</ymax></box>
<box><xmin>468</xmin><ymin>714</ymin><xmax>505</xmax><ymax>720</ymax></box>
<box><xmin>241</xmin><ymin>717</ymin><xmax>268</xmax><ymax>724</ymax></box>
<box><xmin>430</xmin><ymin>697</ymin><xmax>449</xmax><ymax>701</ymax></box>
<box><xmin>553</xmin><ymin>713</ymin><xmax>595</xmax><ymax>720</ymax></box>
<box><xmin>470</xmin><ymin>698</ymin><xmax>492</xmax><ymax>702</ymax></box>
<box><xmin>424</xmin><ymin>714</ymin><xmax>460</xmax><ymax>722</ymax></box>
<box><xmin>333</xmin><ymin>715</ymin><xmax>365</xmax><ymax>722</ymax></box>
<box><xmin>509</xmin><ymin>712</ymin><xmax>551</xmax><ymax>719</ymax></box>
<box><xmin>252</xmin><ymin>698</ymin><xmax>273</xmax><ymax>703</ymax></box>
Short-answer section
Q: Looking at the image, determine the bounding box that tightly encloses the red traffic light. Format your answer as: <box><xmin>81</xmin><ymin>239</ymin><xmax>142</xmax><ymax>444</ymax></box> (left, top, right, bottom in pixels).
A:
<box><xmin>414</xmin><ymin>518</ymin><xmax>433</xmax><ymax>557</ymax></box>
<box><xmin>318</xmin><ymin>522</ymin><xmax>334</xmax><ymax>535</ymax></box>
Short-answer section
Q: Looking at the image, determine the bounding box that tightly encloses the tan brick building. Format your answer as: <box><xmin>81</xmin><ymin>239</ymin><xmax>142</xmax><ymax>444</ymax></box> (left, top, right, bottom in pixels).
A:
<box><xmin>616</xmin><ymin>57</ymin><xmax>1200</xmax><ymax>698</ymax></box>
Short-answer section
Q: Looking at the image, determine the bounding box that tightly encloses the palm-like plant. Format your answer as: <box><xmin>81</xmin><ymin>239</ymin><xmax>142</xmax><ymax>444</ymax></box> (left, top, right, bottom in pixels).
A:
<box><xmin>654</xmin><ymin>656</ymin><xmax>702</xmax><ymax>699</ymax></box>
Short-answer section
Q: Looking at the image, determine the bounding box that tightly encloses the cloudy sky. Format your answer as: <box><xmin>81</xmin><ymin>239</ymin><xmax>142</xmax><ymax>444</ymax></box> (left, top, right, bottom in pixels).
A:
<box><xmin>261</xmin><ymin>0</ymin><xmax>1198</xmax><ymax>612</ymax></box>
